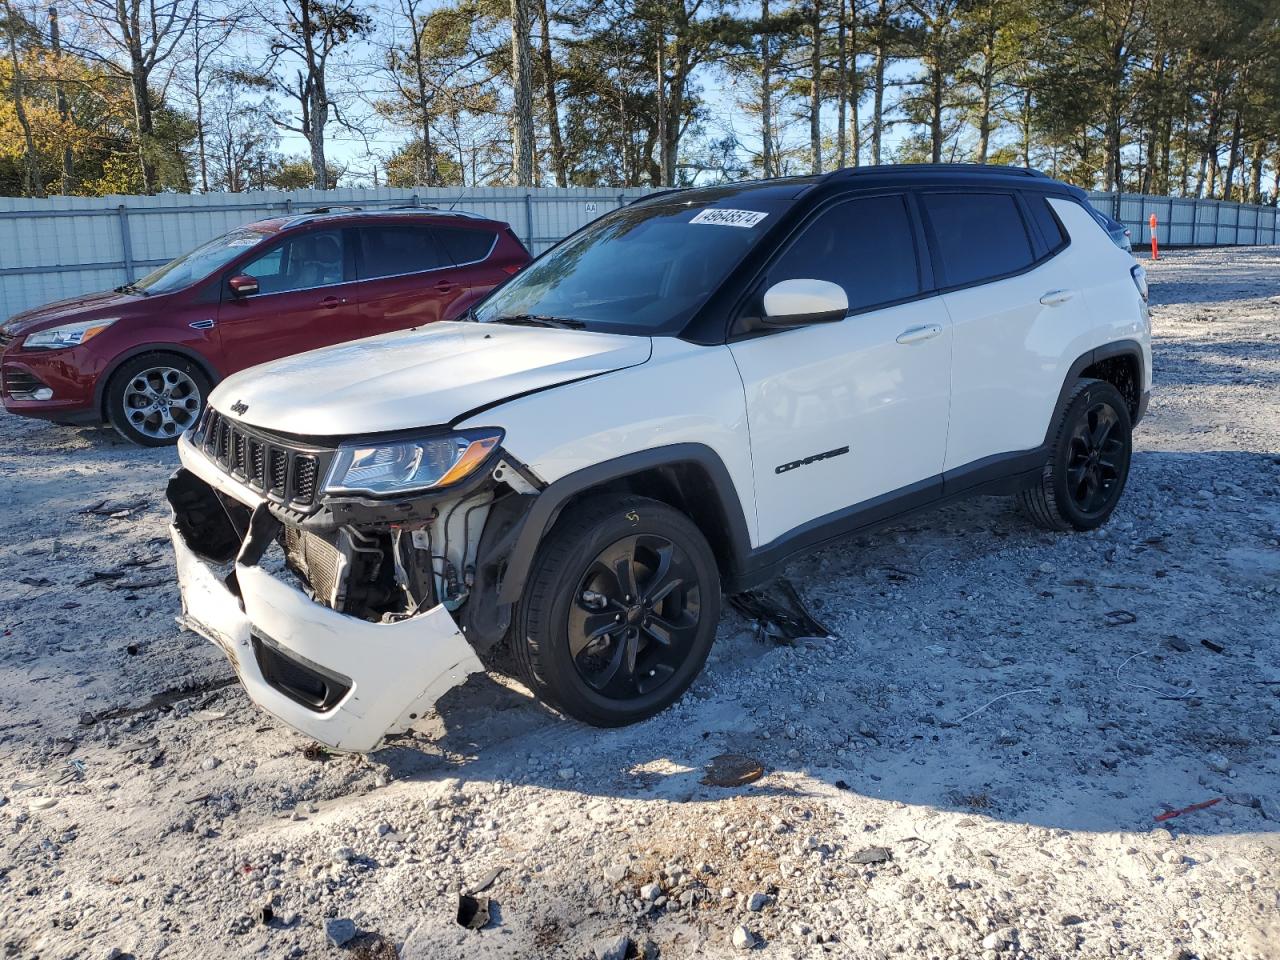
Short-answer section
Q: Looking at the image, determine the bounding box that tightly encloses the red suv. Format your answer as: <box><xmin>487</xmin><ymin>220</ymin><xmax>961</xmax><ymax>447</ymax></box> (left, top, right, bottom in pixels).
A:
<box><xmin>0</xmin><ymin>208</ymin><xmax>530</xmax><ymax>445</ymax></box>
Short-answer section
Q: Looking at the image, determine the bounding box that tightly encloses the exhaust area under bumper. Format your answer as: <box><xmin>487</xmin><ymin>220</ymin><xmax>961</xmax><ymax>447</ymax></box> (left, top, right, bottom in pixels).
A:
<box><xmin>171</xmin><ymin>521</ymin><xmax>484</xmax><ymax>753</ymax></box>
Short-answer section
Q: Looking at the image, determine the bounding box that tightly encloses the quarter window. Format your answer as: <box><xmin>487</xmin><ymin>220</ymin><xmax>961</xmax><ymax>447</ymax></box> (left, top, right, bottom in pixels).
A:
<box><xmin>1024</xmin><ymin>194</ymin><xmax>1067</xmax><ymax>251</ymax></box>
<box><xmin>921</xmin><ymin>192</ymin><xmax>1034</xmax><ymax>287</ymax></box>
<box><xmin>437</xmin><ymin>227</ymin><xmax>498</xmax><ymax>264</ymax></box>
<box><xmin>358</xmin><ymin>225</ymin><xmax>452</xmax><ymax>279</ymax></box>
<box><xmin>240</xmin><ymin>229</ymin><xmax>345</xmax><ymax>295</ymax></box>
<box><xmin>767</xmin><ymin>194</ymin><xmax>921</xmax><ymax>313</ymax></box>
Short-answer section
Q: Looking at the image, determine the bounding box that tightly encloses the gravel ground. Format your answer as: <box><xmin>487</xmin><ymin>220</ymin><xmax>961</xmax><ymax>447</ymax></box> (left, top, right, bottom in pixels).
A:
<box><xmin>1</xmin><ymin>247</ymin><xmax>1278</xmax><ymax>960</ymax></box>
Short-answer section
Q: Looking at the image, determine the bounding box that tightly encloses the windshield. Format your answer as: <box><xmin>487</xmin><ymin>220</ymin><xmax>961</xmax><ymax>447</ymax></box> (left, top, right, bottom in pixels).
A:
<box><xmin>133</xmin><ymin>226</ymin><xmax>273</xmax><ymax>295</ymax></box>
<box><xmin>474</xmin><ymin>198</ymin><xmax>788</xmax><ymax>335</ymax></box>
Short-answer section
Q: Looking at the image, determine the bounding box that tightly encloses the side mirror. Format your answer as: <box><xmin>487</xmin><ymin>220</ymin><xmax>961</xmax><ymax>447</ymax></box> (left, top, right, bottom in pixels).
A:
<box><xmin>762</xmin><ymin>278</ymin><xmax>848</xmax><ymax>326</ymax></box>
<box><xmin>228</xmin><ymin>274</ymin><xmax>259</xmax><ymax>297</ymax></box>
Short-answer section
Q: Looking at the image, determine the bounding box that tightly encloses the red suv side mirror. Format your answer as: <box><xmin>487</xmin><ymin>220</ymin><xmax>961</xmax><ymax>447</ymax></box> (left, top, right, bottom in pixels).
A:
<box><xmin>228</xmin><ymin>274</ymin><xmax>259</xmax><ymax>297</ymax></box>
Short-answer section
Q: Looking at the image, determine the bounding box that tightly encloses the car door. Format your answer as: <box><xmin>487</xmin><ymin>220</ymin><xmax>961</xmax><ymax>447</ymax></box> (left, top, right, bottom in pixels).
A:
<box><xmin>215</xmin><ymin>227</ymin><xmax>364</xmax><ymax>373</ymax></box>
<box><xmin>919</xmin><ymin>190</ymin><xmax>1087</xmax><ymax>473</ymax></box>
<box><xmin>728</xmin><ymin>193</ymin><xmax>953</xmax><ymax>546</ymax></box>
<box><xmin>356</xmin><ymin>222</ymin><xmax>468</xmax><ymax>336</ymax></box>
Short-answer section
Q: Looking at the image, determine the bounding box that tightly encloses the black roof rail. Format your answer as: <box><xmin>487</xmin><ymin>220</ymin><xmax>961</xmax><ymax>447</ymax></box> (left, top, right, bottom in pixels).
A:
<box><xmin>628</xmin><ymin>188</ymin><xmax>688</xmax><ymax>206</ymax></box>
<box><xmin>829</xmin><ymin>163</ymin><xmax>1049</xmax><ymax>180</ymax></box>
<box><xmin>301</xmin><ymin>205</ymin><xmax>363</xmax><ymax>214</ymax></box>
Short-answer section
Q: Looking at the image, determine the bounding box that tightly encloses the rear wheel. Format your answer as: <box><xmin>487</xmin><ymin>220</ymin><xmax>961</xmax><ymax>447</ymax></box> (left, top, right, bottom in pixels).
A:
<box><xmin>106</xmin><ymin>353</ymin><xmax>209</xmax><ymax>447</ymax></box>
<box><xmin>512</xmin><ymin>496</ymin><xmax>721</xmax><ymax>726</ymax></box>
<box><xmin>1019</xmin><ymin>378</ymin><xmax>1132</xmax><ymax>531</ymax></box>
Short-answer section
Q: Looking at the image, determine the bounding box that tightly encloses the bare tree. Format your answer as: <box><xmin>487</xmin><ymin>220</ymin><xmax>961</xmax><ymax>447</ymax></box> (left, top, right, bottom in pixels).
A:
<box><xmin>184</xmin><ymin>0</ymin><xmax>242</xmax><ymax>192</ymax></box>
<box><xmin>251</xmin><ymin>0</ymin><xmax>371</xmax><ymax>189</ymax></box>
<box><xmin>809</xmin><ymin>0</ymin><xmax>822</xmax><ymax>173</ymax></box>
<box><xmin>76</xmin><ymin>0</ymin><xmax>197</xmax><ymax>192</ymax></box>
<box><xmin>3</xmin><ymin>0</ymin><xmax>42</xmax><ymax>195</ymax></box>
<box><xmin>537</xmin><ymin>0</ymin><xmax>566</xmax><ymax>186</ymax></box>
<box><xmin>48</xmin><ymin>5</ymin><xmax>74</xmax><ymax>192</ymax></box>
<box><xmin>509</xmin><ymin>0</ymin><xmax>535</xmax><ymax>185</ymax></box>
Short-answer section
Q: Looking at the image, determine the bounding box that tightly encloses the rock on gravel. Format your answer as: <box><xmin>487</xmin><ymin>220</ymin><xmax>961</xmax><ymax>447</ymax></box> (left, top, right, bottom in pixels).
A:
<box><xmin>732</xmin><ymin>926</ymin><xmax>757</xmax><ymax>950</ymax></box>
<box><xmin>325</xmin><ymin>918</ymin><xmax>356</xmax><ymax>947</ymax></box>
<box><xmin>593</xmin><ymin>933</ymin><xmax>631</xmax><ymax>960</ymax></box>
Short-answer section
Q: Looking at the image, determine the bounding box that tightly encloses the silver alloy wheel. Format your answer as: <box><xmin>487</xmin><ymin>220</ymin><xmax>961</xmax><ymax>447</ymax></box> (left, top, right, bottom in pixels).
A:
<box><xmin>121</xmin><ymin>366</ymin><xmax>203</xmax><ymax>440</ymax></box>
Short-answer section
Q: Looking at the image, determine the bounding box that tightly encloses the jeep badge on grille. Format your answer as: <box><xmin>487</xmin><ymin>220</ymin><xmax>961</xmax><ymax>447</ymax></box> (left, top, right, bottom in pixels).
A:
<box><xmin>230</xmin><ymin>400</ymin><xmax>249</xmax><ymax>415</ymax></box>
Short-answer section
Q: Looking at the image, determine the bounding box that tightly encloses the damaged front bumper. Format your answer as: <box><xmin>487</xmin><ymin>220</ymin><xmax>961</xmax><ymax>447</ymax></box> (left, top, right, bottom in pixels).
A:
<box><xmin>168</xmin><ymin>431</ymin><xmax>490</xmax><ymax>752</ymax></box>
<box><xmin>171</xmin><ymin>522</ymin><xmax>483</xmax><ymax>752</ymax></box>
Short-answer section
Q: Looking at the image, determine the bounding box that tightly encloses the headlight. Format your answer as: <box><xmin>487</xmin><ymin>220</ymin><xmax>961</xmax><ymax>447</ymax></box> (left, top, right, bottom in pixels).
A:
<box><xmin>323</xmin><ymin>429</ymin><xmax>503</xmax><ymax>496</ymax></box>
<box><xmin>23</xmin><ymin>318</ymin><xmax>118</xmax><ymax>350</ymax></box>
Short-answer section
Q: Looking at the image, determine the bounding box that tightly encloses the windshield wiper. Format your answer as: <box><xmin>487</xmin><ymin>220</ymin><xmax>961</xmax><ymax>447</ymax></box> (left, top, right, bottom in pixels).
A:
<box><xmin>491</xmin><ymin>314</ymin><xmax>585</xmax><ymax>330</ymax></box>
<box><xmin>114</xmin><ymin>282</ymin><xmax>150</xmax><ymax>297</ymax></box>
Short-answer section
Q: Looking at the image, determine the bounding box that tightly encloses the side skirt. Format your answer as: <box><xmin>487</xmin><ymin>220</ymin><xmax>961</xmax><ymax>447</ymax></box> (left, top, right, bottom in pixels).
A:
<box><xmin>726</xmin><ymin>446</ymin><xmax>1046</xmax><ymax>593</ymax></box>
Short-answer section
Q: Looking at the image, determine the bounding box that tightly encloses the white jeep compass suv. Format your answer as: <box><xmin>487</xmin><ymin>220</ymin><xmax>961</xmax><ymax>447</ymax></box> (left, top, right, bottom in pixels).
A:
<box><xmin>167</xmin><ymin>165</ymin><xmax>1151</xmax><ymax>751</ymax></box>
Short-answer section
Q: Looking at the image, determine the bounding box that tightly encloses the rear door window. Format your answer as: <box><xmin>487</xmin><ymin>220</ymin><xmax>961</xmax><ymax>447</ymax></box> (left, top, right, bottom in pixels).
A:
<box><xmin>437</xmin><ymin>227</ymin><xmax>498</xmax><ymax>264</ymax></box>
<box><xmin>357</xmin><ymin>225</ymin><xmax>452</xmax><ymax>279</ymax></box>
<box><xmin>767</xmin><ymin>194</ymin><xmax>921</xmax><ymax>313</ymax></box>
<box><xmin>920</xmin><ymin>192</ymin><xmax>1034</xmax><ymax>288</ymax></box>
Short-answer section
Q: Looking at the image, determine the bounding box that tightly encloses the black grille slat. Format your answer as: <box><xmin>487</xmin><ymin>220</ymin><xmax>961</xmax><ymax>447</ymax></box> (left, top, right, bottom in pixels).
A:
<box><xmin>268</xmin><ymin>447</ymin><xmax>288</xmax><ymax>494</ymax></box>
<box><xmin>292</xmin><ymin>456</ymin><xmax>318</xmax><ymax>504</ymax></box>
<box><xmin>197</xmin><ymin>409</ymin><xmax>325</xmax><ymax>508</ymax></box>
<box><xmin>248</xmin><ymin>439</ymin><xmax>265</xmax><ymax>485</ymax></box>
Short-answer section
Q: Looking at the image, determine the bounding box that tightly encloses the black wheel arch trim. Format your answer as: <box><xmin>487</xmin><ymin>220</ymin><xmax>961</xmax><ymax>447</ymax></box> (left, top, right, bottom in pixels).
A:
<box><xmin>95</xmin><ymin>344</ymin><xmax>222</xmax><ymax>421</ymax></box>
<box><xmin>494</xmin><ymin>443</ymin><xmax>754</xmax><ymax>605</ymax></box>
<box><xmin>1047</xmin><ymin>339</ymin><xmax>1146</xmax><ymax>439</ymax></box>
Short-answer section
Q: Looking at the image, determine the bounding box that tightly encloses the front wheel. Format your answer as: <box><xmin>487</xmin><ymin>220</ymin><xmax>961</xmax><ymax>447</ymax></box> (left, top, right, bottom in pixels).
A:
<box><xmin>1019</xmin><ymin>378</ymin><xmax>1133</xmax><ymax>531</ymax></box>
<box><xmin>105</xmin><ymin>354</ymin><xmax>210</xmax><ymax>447</ymax></box>
<box><xmin>512</xmin><ymin>495</ymin><xmax>721</xmax><ymax>726</ymax></box>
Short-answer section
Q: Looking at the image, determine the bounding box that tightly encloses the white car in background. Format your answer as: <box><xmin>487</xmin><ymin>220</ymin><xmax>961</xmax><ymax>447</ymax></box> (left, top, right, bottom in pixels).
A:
<box><xmin>166</xmin><ymin>164</ymin><xmax>1152</xmax><ymax>751</ymax></box>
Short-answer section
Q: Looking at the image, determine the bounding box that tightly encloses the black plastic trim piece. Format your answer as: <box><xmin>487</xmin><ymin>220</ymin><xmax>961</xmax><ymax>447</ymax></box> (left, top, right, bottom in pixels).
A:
<box><xmin>1046</xmin><ymin>339</ymin><xmax>1146</xmax><ymax>444</ymax></box>
<box><xmin>495</xmin><ymin>443</ymin><xmax>754</xmax><ymax>604</ymax></box>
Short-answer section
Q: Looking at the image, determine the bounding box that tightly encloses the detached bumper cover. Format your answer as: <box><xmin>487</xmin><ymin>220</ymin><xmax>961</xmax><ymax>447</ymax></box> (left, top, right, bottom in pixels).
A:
<box><xmin>171</xmin><ymin>523</ymin><xmax>484</xmax><ymax>752</ymax></box>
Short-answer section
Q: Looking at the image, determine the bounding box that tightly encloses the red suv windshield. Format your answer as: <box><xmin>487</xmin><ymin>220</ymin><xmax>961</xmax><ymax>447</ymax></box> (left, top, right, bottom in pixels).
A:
<box><xmin>134</xmin><ymin>226</ymin><xmax>274</xmax><ymax>295</ymax></box>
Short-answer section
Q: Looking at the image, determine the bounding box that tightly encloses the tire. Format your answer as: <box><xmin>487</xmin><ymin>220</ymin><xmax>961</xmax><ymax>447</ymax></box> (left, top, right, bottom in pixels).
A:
<box><xmin>511</xmin><ymin>495</ymin><xmax>721</xmax><ymax>726</ymax></box>
<box><xmin>1019</xmin><ymin>378</ymin><xmax>1132</xmax><ymax>531</ymax></box>
<box><xmin>106</xmin><ymin>353</ymin><xmax>210</xmax><ymax>447</ymax></box>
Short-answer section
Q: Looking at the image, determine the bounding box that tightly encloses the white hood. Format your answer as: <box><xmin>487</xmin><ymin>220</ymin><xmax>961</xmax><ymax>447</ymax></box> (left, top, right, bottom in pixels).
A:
<box><xmin>209</xmin><ymin>321</ymin><xmax>652</xmax><ymax>436</ymax></box>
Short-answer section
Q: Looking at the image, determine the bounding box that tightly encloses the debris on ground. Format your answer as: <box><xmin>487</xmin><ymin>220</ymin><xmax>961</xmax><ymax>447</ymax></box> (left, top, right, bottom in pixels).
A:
<box><xmin>727</xmin><ymin>578</ymin><xmax>833</xmax><ymax>642</ymax></box>
<box><xmin>456</xmin><ymin>894</ymin><xmax>491</xmax><ymax>930</ymax></box>
<box><xmin>849</xmin><ymin>846</ymin><xmax>892</xmax><ymax>865</ymax></box>
<box><xmin>700</xmin><ymin>754</ymin><xmax>765</xmax><ymax>787</ymax></box>
<box><xmin>1154</xmin><ymin>798</ymin><xmax>1222</xmax><ymax>822</ymax></box>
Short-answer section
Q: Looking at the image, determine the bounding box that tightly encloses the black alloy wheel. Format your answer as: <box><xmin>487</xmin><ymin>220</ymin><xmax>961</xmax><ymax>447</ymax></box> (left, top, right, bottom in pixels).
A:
<box><xmin>1064</xmin><ymin>399</ymin><xmax>1126</xmax><ymax>517</ymax></box>
<box><xmin>569</xmin><ymin>533</ymin><xmax>702</xmax><ymax>699</ymax></box>
<box><xmin>1019</xmin><ymin>378</ymin><xmax>1132</xmax><ymax>532</ymax></box>
<box><xmin>512</xmin><ymin>495</ymin><xmax>721</xmax><ymax>727</ymax></box>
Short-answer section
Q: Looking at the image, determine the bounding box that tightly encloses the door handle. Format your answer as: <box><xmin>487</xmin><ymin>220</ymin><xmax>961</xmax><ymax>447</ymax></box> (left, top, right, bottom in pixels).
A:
<box><xmin>434</xmin><ymin>280</ymin><xmax>457</xmax><ymax>293</ymax></box>
<box><xmin>895</xmin><ymin>323</ymin><xmax>943</xmax><ymax>345</ymax></box>
<box><xmin>1039</xmin><ymin>289</ymin><xmax>1074</xmax><ymax>306</ymax></box>
<box><xmin>319</xmin><ymin>295</ymin><xmax>345</xmax><ymax>309</ymax></box>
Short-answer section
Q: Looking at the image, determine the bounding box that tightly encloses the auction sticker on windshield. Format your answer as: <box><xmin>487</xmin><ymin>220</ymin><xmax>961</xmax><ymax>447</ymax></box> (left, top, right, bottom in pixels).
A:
<box><xmin>689</xmin><ymin>208</ymin><xmax>769</xmax><ymax>228</ymax></box>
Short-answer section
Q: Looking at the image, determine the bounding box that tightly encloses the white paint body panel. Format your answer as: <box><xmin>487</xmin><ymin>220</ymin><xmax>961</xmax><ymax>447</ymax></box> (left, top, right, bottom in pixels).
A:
<box><xmin>456</xmin><ymin>337</ymin><xmax>761</xmax><ymax>546</ymax></box>
<box><xmin>941</xmin><ymin>199</ymin><xmax>1148</xmax><ymax>471</ymax></box>
<box><xmin>208</xmin><ymin>320</ymin><xmax>652</xmax><ymax>436</ymax></box>
<box><xmin>728</xmin><ymin>297</ymin><xmax>953</xmax><ymax>545</ymax></box>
